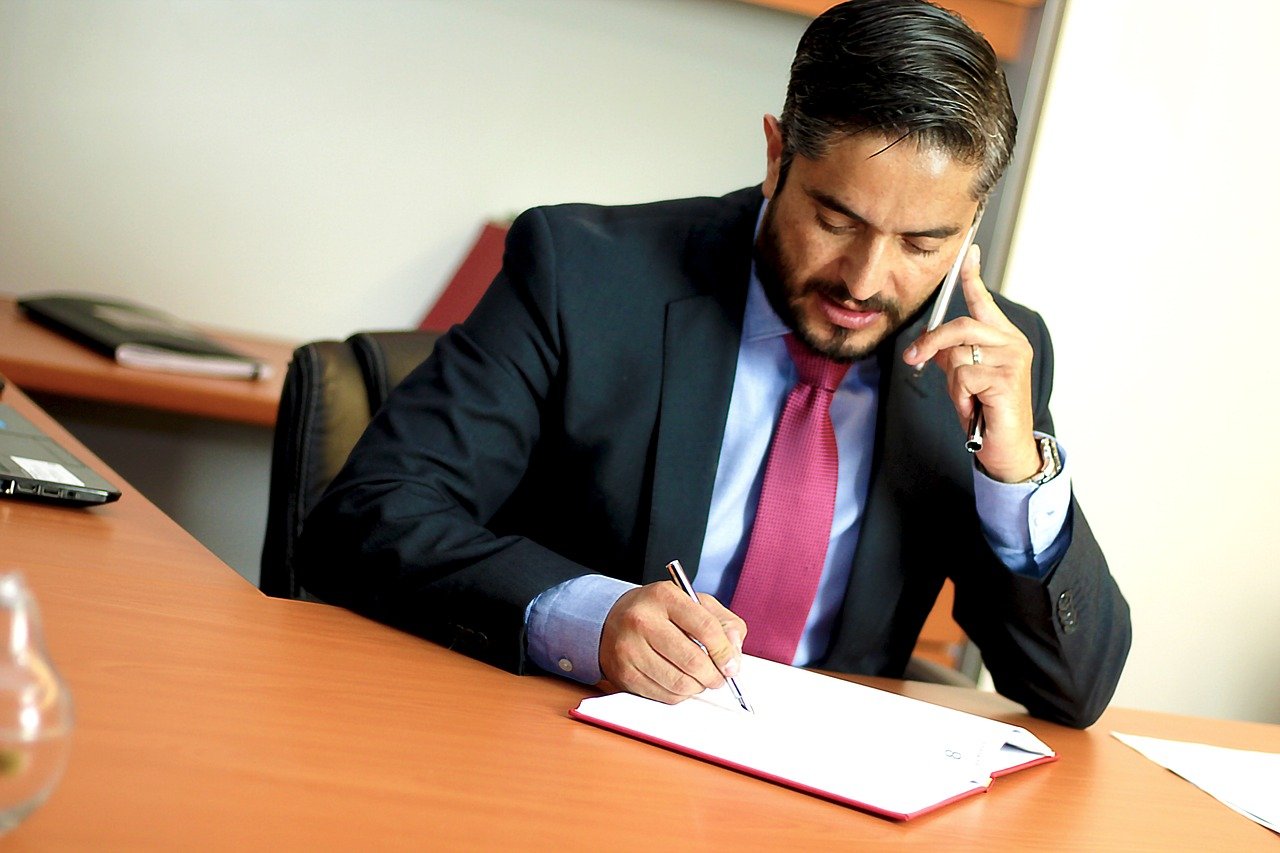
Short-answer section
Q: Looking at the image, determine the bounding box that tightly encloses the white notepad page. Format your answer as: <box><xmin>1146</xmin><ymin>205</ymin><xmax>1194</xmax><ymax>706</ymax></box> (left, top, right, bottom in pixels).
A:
<box><xmin>572</xmin><ymin>655</ymin><xmax>1054</xmax><ymax>819</ymax></box>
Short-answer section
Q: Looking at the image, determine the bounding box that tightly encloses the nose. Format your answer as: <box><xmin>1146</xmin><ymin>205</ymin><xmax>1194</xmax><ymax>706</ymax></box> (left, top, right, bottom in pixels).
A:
<box><xmin>839</xmin><ymin>237</ymin><xmax>891</xmax><ymax>302</ymax></box>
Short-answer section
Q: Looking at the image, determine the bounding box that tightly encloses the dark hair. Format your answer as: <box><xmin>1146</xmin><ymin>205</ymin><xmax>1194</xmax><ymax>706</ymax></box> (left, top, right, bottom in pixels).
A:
<box><xmin>779</xmin><ymin>0</ymin><xmax>1017</xmax><ymax>199</ymax></box>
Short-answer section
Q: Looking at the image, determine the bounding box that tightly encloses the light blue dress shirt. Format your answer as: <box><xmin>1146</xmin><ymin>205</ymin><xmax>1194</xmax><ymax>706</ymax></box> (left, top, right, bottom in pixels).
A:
<box><xmin>526</xmin><ymin>210</ymin><xmax>1073</xmax><ymax>684</ymax></box>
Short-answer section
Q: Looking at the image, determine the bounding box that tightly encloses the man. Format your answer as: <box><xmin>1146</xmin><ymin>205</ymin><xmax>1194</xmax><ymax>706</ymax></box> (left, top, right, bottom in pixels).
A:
<box><xmin>298</xmin><ymin>0</ymin><xmax>1130</xmax><ymax>728</ymax></box>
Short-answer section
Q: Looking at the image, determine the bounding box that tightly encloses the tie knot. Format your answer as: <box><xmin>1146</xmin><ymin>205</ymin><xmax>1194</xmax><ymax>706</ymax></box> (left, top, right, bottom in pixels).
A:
<box><xmin>785</xmin><ymin>334</ymin><xmax>851</xmax><ymax>392</ymax></box>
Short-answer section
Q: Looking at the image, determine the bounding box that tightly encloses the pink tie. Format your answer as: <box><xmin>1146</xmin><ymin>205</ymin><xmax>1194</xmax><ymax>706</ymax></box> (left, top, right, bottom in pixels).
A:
<box><xmin>731</xmin><ymin>334</ymin><xmax>851</xmax><ymax>664</ymax></box>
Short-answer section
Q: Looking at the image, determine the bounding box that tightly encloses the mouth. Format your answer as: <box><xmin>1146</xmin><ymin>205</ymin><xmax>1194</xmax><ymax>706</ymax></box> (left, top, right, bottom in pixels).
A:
<box><xmin>814</xmin><ymin>293</ymin><xmax>884</xmax><ymax>331</ymax></box>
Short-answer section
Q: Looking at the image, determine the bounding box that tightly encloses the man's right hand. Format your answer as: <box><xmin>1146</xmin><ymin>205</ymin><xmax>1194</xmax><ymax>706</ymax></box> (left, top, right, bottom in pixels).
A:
<box><xmin>598</xmin><ymin>581</ymin><xmax>746</xmax><ymax>704</ymax></box>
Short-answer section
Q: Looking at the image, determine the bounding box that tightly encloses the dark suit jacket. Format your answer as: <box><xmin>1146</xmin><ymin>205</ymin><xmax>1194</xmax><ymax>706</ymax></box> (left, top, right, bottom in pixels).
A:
<box><xmin>298</xmin><ymin>186</ymin><xmax>1131</xmax><ymax>727</ymax></box>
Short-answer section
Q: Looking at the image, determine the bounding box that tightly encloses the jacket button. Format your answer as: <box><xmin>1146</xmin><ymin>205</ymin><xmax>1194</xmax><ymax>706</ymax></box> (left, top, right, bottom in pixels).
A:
<box><xmin>1057</xmin><ymin>591</ymin><xmax>1078</xmax><ymax>634</ymax></box>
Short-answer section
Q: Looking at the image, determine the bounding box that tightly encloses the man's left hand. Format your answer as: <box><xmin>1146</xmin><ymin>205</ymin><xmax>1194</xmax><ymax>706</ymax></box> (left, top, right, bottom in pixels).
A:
<box><xmin>903</xmin><ymin>245</ymin><xmax>1041</xmax><ymax>483</ymax></box>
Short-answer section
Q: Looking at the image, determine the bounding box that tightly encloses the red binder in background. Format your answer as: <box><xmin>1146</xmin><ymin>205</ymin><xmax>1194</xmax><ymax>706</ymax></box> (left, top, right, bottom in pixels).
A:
<box><xmin>419</xmin><ymin>221</ymin><xmax>510</xmax><ymax>331</ymax></box>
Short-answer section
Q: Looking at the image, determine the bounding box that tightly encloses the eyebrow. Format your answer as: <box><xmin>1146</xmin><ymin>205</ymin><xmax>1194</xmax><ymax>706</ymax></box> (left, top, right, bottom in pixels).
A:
<box><xmin>806</xmin><ymin>188</ymin><xmax>963</xmax><ymax>240</ymax></box>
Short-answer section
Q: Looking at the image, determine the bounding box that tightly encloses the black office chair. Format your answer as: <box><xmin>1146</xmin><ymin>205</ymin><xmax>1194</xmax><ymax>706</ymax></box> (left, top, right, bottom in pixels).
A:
<box><xmin>260</xmin><ymin>330</ymin><xmax>440</xmax><ymax>600</ymax></box>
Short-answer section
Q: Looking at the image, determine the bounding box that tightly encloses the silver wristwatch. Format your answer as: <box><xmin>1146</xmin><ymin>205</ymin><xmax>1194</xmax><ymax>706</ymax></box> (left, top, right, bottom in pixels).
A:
<box><xmin>1023</xmin><ymin>435</ymin><xmax>1062</xmax><ymax>486</ymax></box>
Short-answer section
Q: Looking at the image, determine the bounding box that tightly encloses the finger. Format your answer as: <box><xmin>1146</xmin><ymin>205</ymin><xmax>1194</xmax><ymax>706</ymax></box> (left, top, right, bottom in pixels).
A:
<box><xmin>672</xmin><ymin>594</ymin><xmax>743</xmax><ymax>680</ymax></box>
<box><xmin>907</xmin><ymin>315</ymin><xmax>1011</xmax><ymax>368</ymax></box>
<box><xmin>630</xmin><ymin>669</ymin><xmax>692</xmax><ymax>706</ymax></box>
<box><xmin>600</xmin><ymin>586</ymin><xmax>709</xmax><ymax>697</ymax></box>
<box><xmin>614</xmin><ymin>584</ymin><xmax>729</xmax><ymax>691</ymax></box>
<box><xmin>943</xmin><ymin>338</ymin><xmax>1003</xmax><ymax>378</ymax></box>
<box><xmin>946</xmin><ymin>353</ymin><xmax>1040</xmax><ymax>480</ymax></box>
<box><xmin>604</xmin><ymin>617</ymin><xmax>714</xmax><ymax>698</ymax></box>
<box><xmin>696</xmin><ymin>593</ymin><xmax>746</xmax><ymax>675</ymax></box>
<box><xmin>960</xmin><ymin>244</ymin><xmax>1017</xmax><ymax>333</ymax></box>
<box><xmin>649</xmin><ymin>632</ymin><xmax>726</xmax><ymax>693</ymax></box>
<box><xmin>655</xmin><ymin>607</ymin><xmax>732</xmax><ymax>690</ymax></box>
<box><xmin>946</xmin><ymin>361</ymin><xmax>986</xmax><ymax>424</ymax></box>
<box><xmin>606</xmin><ymin>652</ymin><xmax>692</xmax><ymax>705</ymax></box>
<box><xmin>697</xmin><ymin>593</ymin><xmax>746</xmax><ymax>648</ymax></box>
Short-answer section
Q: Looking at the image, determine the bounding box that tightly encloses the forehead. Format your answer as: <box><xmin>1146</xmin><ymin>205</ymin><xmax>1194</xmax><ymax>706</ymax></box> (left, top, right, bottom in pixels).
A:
<box><xmin>794</xmin><ymin>133</ymin><xmax>981</xmax><ymax>231</ymax></box>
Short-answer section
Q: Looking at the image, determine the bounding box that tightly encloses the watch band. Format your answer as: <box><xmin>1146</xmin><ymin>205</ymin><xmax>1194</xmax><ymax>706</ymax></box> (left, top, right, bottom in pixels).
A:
<box><xmin>1025</xmin><ymin>435</ymin><xmax>1062</xmax><ymax>486</ymax></box>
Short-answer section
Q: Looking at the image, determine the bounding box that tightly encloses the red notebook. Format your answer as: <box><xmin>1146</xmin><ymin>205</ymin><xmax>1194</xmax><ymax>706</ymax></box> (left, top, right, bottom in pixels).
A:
<box><xmin>571</xmin><ymin>655</ymin><xmax>1055</xmax><ymax>821</ymax></box>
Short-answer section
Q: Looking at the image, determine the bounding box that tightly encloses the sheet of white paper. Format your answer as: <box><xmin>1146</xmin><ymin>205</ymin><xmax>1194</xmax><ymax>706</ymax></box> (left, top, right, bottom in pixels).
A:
<box><xmin>574</xmin><ymin>656</ymin><xmax>1053</xmax><ymax>818</ymax></box>
<box><xmin>9</xmin><ymin>455</ymin><xmax>85</xmax><ymax>487</ymax></box>
<box><xmin>1113</xmin><ymin>732</ymin><xmax>1280</xmax><ymax>833</ymax></box>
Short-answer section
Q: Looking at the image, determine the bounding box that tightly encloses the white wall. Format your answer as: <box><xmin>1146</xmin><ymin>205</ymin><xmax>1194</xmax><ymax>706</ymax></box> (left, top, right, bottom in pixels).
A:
<box><xmin>0</xmin><ymin>0</ymin><xmax>805</xmax><ymax>341</ymax></box>
<box><xmin>1005</xmin><ymin>0</ymin><xmax>1280</xmax><ymax>722</ymax></box>
<box><xmin>6</xmin><ymin>0</ymin><xmax>1277</xmax><ymax>724</ymax></box>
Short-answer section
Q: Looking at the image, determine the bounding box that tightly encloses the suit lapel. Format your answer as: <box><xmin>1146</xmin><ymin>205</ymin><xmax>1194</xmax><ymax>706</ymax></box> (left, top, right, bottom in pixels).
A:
<box><xmin>640</xmin><ymin>191</ymin><xmax>760</xmax><ymax>584</ymax></box>
<box><xmin>640</xmin><ymin>296</ymin><xmax>742</xmax><ymax>583</ymax></box>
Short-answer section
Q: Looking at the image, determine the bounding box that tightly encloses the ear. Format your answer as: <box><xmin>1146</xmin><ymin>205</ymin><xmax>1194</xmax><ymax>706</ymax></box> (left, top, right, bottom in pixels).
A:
<box><xmin>762</xmin><ymin>114</ymin><xmax>784</xmax><ymax>199</ymax></box>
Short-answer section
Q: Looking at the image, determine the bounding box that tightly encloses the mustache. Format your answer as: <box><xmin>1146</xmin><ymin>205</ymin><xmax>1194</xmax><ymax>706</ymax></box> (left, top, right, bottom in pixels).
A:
<box><xmin>799</xmin><ymin>279</ymin><xmax>898</xmax><ymax>316</ymax></box>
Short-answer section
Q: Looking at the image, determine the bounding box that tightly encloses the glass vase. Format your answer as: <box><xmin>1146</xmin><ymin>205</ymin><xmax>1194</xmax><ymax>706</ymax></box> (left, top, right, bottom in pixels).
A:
<box><xmin>0</xmin><ymin>572</ymin><xmax>73</xmax><ymax>834</ymax></box>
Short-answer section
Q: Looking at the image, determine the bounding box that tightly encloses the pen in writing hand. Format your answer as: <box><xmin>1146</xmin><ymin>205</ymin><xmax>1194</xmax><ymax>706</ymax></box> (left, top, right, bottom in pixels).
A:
<box><xmin>665</xmin><ymin>560</ymin><xmax>754</xmax><ymax>714</ymax></box>
<box><xmin>912</xmin><ymin>212</ymin><xmax>985</xmax><ymax>454</ymax></box>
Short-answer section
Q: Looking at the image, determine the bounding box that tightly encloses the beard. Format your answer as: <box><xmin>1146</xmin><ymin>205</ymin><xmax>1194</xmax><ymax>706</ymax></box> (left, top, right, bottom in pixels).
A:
<box><xmin>753</xmin><ymin>203</ymin><xmax>909</xmax><ymax>363</ymax></box>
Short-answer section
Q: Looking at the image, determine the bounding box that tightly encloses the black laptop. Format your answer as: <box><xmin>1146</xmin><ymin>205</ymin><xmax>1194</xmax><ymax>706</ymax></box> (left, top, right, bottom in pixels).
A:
<box><xmin>0</xmin><ymin>402</ymin><xmax>122</xmax><ymax>505</ymax></box>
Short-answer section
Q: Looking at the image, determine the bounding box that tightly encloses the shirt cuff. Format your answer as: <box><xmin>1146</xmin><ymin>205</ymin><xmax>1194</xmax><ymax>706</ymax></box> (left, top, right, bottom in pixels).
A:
<box><xmin>525</xmin><ymin>574</ymin><xmax>636</xmax><ymax>685</ymax></box>
<box><xmin>972</xmin><ymin>434</ymin><xmax>1073</xmax><ymax>578</ymax></box>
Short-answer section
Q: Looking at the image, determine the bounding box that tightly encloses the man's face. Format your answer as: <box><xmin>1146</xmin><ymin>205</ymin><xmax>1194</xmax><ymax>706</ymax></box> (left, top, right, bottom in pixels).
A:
<box><xmin>756</xmin><ymin>120</ymin><xmax>982</xmax><ymax>361</ymax></box>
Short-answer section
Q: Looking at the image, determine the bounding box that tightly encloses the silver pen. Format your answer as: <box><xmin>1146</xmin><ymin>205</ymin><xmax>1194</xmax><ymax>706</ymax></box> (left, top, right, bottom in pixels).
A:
<box><xmin>665</xmin><ymin>560</ymin><xmax>753</xmax><ymax>714</ymax></box>
<box><xmin>913</xmin><ymin>211</ymin><xmax>985</xmax><ymax>453</ymax></box>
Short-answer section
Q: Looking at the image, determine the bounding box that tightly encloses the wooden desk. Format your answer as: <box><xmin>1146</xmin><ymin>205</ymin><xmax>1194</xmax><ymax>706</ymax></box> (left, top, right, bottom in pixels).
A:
<box><xmin>2</xmin><ymin>388</ymin><xmax>1276</xmax><ymax>849</ymax></box>
<box><xmin>0</xmin><ymin>296</ymin><xmax>293</xmax><ymax>427</ymax></box>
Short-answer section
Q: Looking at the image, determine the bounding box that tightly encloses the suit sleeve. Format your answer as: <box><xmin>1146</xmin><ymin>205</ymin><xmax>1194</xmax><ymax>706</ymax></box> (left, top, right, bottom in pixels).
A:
<box><xmin>951</xmin><ymin>308</ymin><xmax>1132</xmax><ymax>728</ymax></box>
<box><xmin>296</xmin><ymin>207</ymin><xmax>591</xmax><ymax>674</ymax></box>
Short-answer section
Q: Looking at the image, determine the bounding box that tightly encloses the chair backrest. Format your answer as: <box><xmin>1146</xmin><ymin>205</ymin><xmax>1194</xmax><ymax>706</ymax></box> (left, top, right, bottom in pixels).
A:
<box><xmin>260</xmin><ymin>330</ymin><xmax>440</xmax><ymax>599</ymax></box>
